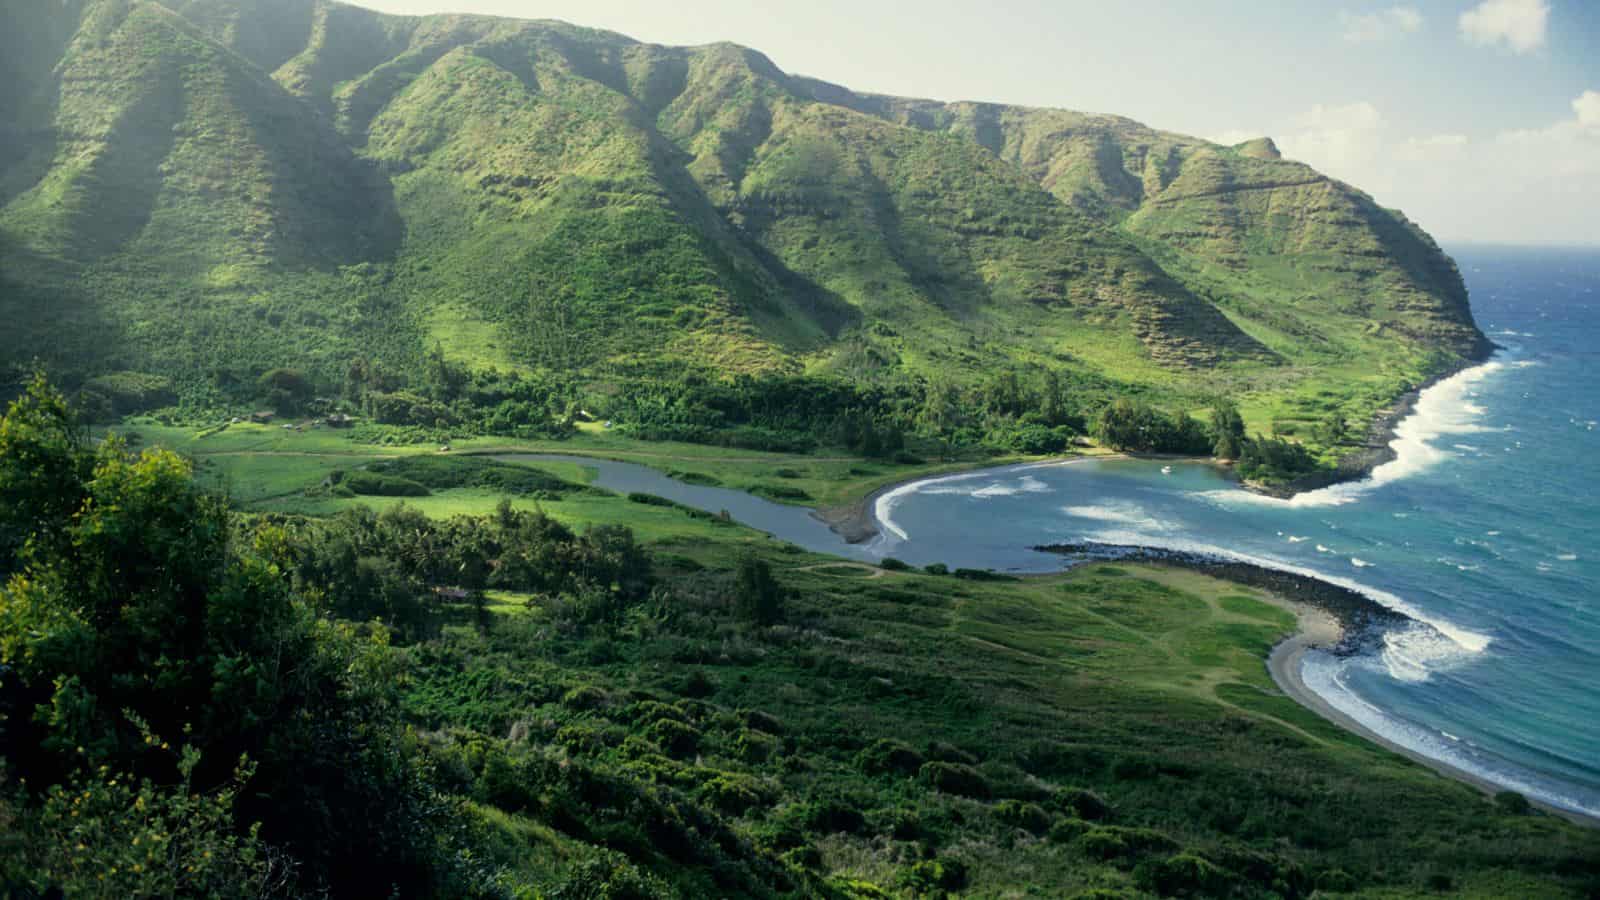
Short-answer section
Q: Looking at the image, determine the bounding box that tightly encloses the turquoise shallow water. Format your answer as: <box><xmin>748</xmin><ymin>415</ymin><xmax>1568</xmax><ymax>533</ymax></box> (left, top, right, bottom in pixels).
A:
<box><xmin>865</xmin><ymin>246</ymin><xmax>1600</xmax><ymax>817</ymax></box>
<box><xmin>513</xmin><ymin>246</ymin><xmax>1599</xmax><ymax>817</ymax></box>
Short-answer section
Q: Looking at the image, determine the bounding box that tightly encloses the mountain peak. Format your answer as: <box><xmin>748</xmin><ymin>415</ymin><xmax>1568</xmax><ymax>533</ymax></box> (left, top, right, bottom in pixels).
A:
<box><xmin>1233</xmin><ymin>136</ymin><xmax>1283</xmax><ymax>160</ymax></box>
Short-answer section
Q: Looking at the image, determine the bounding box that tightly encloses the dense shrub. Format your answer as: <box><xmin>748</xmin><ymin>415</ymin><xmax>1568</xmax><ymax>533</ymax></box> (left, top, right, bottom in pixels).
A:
<box><xmin>857</xmin><ymin>739</ymin><xmax>926</xmax><ymax>776</ymax></box>
<box><xmin>1236</xmin><ymin>434</ymin><xmax>1320</xmax><ymax>483</ymax></box>
<box><xmin>1078</xmin><ymin>826</ymin><xmax>1180</xmax><ymax>863</ymax></box>
<box><xmin>1494</xmin><ymin>790</ymin><xmax>1532</xmax><ymax>815</ymax></box>
<box><xmin>734</xmin><ymin>730</ymin><xmax>780</xmax><ymax>764</ymax></box>
<box><xmin>701</xmin><ymin>774</ymin><xmax>768</xmax><ymax>816</ymax></box>
<box><xmin>926</xmin><ymin>742</ymin><xmax>979</xmax><ymax>765</ymax></box>
<box><xmin>646</xmin><ymin>719</ymin><xmax>701</xmax><ymax>758</ymax></box>
<box><xmin>742</xmin><ymin>710</ymin><xmax>786</xmax><ymax>734</ymax></box>
<box><xmin>0</xmin><ymin>379</ymin><xmax>483</xmax><ymax>896</ymax></box>
<box><xmin>369</xmin><ymin>456</ymin><xmax>584</xmax><ymax>497</ymax></box>
<box><xmin>1134</xmin><ymin>853</ymin><xmax>1234</xmax><ymax>897</ymax></box>
<box><xmin>899</xmin><ymin>858</ymin><xmax>969</xmax><ymax>893</ymax></box>
<box><xmin>83</xmin><ymin>371</ymin><xmax>177</xmax><ymax>417</ymax></box>
<box><xmin>367</xmin><ymin>390</ymin><xmax>458</xmax><ymax>426</ymax></box>
<box><xmin>1095</xmin><ymin>399</ymin><xmax>1211</xmax><ymax>454</ymax></box>
<box><xmin>735</xmin><ymin>557</ymin><xmax>785</xmax><ymax>626</ymax></box>
<box><xmin>794</xmin><ymin>797</ymin><xmax>867</xmax><ymax>835</ymax></box>
<box><xmin>562</xmin><ymin>686</ymin><xmax>611</xmax><ymax>711</ymax></box>
<box><xmin>918</xmin><ymin>762</ymin><xmax>991</xmax><ymax>799</ymax></box>
<box><xmin>1060</xmin><ymin>788</ymin><xmax>1112</xmax><ymax>821</ymax></box>
<box><xmin>257</xmin><ymin>367</ymin><xmax>314</xmax><ymax>414</ymax></box>
<box><xmin>545</xmin><ymin>853</ymin><xmax>675</xmax><ymax>899</ymax></box>
<box><xmin>995</xmin><ymin>800</ymin><xmax>1053</xmax><ymax>834</ymax></box>
<box><xmin>343</xmin><ymin>470</ymin><xmax>432</xmax><ymax>496</ymax></box>
<box><xmin>953</xmin><ymin>567</ymin><xmax>1014</xmax><ymax>581</ymax></box>
<box><xmin>1003</xmin><ymin>423</ymin><xmax>1072</xmax><ymax>454</ymax></box>
<box><xmin>628</xmin><ymin>491</ymin><xmax>679</xmax><ymax>506</ymax></box>
<box><xmin>751</xmin><ymin>483</ymin><xmax>812</xmax><ymax>502</ymax></box>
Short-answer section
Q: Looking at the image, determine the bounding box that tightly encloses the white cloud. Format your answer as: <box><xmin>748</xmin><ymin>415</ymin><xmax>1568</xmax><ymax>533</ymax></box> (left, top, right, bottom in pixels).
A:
<box><xmin>1276</xmin><ymin>102</ymin><xmax>1386</xmax><ymax>176</ymax></box>
<box><xmin>1493</xmin><ymin>91</ymin><xmax>1600</xmax><ymax>178</ymax></box>
<box><xmin>1574</xmin><ymin>90</ymin><xmax>1600</xmax><ymax>129</ymax></box>
<box><xmin>1395</xmin><ymin>133</ymin><xmax>1469</xmax><ymax>162</ymax></box>
<box><xmin>1459</xmin><ymin>0</ymin><xmax>1549</xmax><ymax>53</ymax></box>
<box><xmin>1340</xmin><ymin>6</ymin><xmax>1423</xmax><ymax>43</ymax></box>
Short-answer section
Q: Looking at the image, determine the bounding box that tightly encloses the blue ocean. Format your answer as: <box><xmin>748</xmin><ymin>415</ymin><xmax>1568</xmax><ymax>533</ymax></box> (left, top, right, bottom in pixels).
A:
<box><xmin>863</xmin><ymin>246</ymin><xmax>1600</xmax><ymax>818</ymax></box>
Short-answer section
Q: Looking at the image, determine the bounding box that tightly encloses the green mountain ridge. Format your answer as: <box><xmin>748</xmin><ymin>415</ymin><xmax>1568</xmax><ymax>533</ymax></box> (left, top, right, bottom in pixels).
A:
<box><xmin>0</xmin><ymin>0</ymin><xmax>1488</xmax><ymax>422</ymax></box>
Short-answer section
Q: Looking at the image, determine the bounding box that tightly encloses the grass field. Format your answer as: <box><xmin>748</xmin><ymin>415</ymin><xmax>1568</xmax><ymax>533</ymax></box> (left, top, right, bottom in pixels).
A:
<box><xmin>129</xmin><ymin>420</ymin><xmax>1034</xmax><ymax>539</ymax></box>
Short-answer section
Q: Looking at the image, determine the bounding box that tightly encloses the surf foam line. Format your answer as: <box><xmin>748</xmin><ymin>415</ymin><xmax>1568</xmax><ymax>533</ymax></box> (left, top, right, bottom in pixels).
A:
<box><xmin>1035</xmin><ymin>531</ymin><xmax>1574</xmax><ymax>806</ymax></box>
<box><xmin>1302</xmin><ymin>654</ymin><xmax>1600</xmax><ymax>820</ymax></box>
<box><xmin>872</xmin><ymin>459</ymin><xmax>1089</xmax><ymax>544</ymax></box>
<box><xmin>1208</xmin><ymin>354</ymin><xmax>1512</xmax><ymax>509</ymax></box>
<box><xmin>1058</xmin><ymin>529</ymin><xmax>1493</xmax><ymax>665</ymax></box>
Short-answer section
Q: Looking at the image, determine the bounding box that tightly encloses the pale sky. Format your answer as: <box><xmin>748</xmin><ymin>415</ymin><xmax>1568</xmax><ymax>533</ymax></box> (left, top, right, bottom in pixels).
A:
<box><xmin>342</xmin><ymin>0</ymin><xmax>1599</xmax><ymax>245</ymax></box>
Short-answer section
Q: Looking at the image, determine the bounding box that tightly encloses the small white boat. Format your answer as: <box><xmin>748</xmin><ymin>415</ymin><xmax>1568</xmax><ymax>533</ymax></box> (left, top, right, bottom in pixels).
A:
<box><xmin>1161</xmin><ymin>465</ymin><xmax>1173</xmax><ymax>475</ymax></box>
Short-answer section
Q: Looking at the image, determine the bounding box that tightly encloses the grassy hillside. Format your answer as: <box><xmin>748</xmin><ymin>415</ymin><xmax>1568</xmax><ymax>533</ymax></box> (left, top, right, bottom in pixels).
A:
<box><xmin>0</xmin><ymin>0</ymin><xmax>1486</xmax><ymax>444</ymax></box>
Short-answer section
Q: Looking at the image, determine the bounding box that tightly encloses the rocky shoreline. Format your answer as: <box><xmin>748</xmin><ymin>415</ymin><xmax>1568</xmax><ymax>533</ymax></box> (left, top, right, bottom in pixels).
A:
<box><xmin>1255</xmin><ymin>350</ymin><xmax>1499</xmax><ymax>499</ymax></box>
<box><xmin>1033</xmin><ymin>541</ymin><xmax>1412</xmax><ymax>654</ymax></box>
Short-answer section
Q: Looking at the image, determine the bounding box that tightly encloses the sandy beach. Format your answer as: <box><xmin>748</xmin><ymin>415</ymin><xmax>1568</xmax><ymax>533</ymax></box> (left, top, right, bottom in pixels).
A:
<box><xmin>1263</xmin><ymin>594</ymin><xmax>1599</xmax><ymax>830</ymax></box>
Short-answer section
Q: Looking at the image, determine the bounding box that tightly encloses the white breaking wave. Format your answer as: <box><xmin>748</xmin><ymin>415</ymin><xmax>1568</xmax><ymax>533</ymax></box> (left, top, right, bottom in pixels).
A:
<box><xmin>1351</xmin><ymin>557</ymin><xmax>1374</xmax><ymax>568</ymax></box>
<box><xmin>1300</xmin><ymin>654</ymin><xmax>1600</xmax><ymax>819</ymax></box>
<box><xmin>872</xmin><ymin>472</ymin><xmax>970</xmax><ymax>542</ymax></box>
<box><xmin>1380</xmin><ymin>621</ymin><xmax>1472</xmax><ymax>682</ymax></box>
<box><xmin>1316</xmin><ymin>544</ymin><xmax>1333</xmax><ymax>553</ymax></box>
<box><xmin>1203</xmin><ymin>357</ymin><xmax>1508</xmax><ymax>510</ymax></box>
<box><xmin>1061</xmin><ymin>503</ymin><xmax>1173</xmax><ymax>533</ymax></box>
<box><xmin>1287</xmin><ymin>535</ymin><xmax>1308</xmax><ymax>543</ymax></box>
<box><xmin>921</xmin><ymin>474</ymin><xmax>1052</xmax><ymax>499</ymax></box>
<box><xmin>1082</xmin><ymin>530</ymin><xmax>1492</xmax><ymax>667</ymax></box>
<box><xmin>873</xmin><ymin>467</ymin><xmax>1056</xmax><ymax>542</ymax></box>
<box><xmin>1557</xmin><ymin>553</ymin><xmax>1579</xmax><ymax>562</ymax></box>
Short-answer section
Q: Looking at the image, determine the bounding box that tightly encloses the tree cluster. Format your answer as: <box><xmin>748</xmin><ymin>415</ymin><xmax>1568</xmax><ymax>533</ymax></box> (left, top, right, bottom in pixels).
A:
<box><xmin>0</xmin><ymin>377</ymin><xmax>494</xmax><ymax>896</ymax></box>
